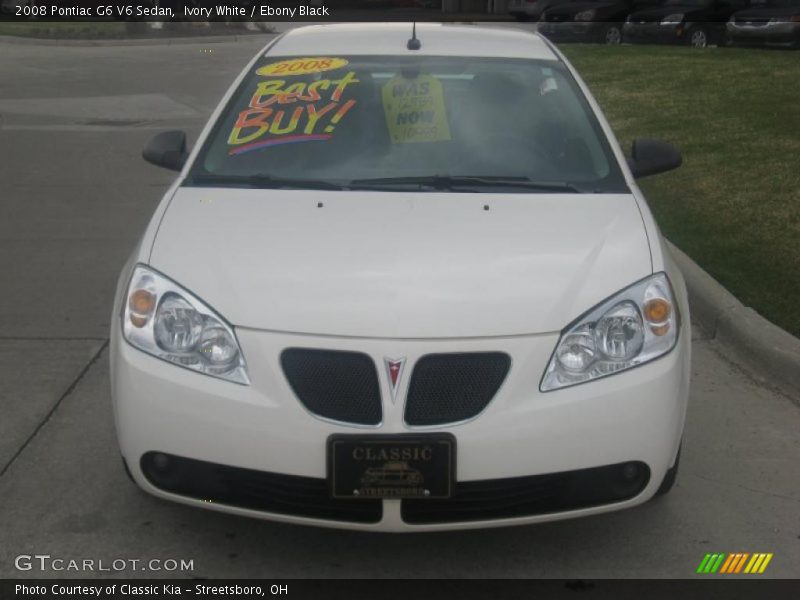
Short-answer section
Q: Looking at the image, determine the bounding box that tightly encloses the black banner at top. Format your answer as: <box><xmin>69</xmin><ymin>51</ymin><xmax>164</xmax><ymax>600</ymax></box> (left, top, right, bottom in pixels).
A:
<box><xmin>0</xmin><ymin>1</ymin><xmax>496</xmax><ymax>23</ymax></box>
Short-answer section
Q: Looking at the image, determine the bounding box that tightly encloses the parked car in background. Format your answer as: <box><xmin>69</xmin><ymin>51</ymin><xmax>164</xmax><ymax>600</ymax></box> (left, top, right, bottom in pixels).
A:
<box><xmin>538</xmin><ymin>0</ymin><xmax>663</xmax><ymax>44</ymax></box>
<box><xmin>623</xmin><ymin>0</ymin><xmax>750</xmax><ymax>47</ymax></box>
<box><xmin>727</xmin><ymin>0</ymin><xmax>800</xmax><ymax>47</ymax></box>
<box><xmin>508</xmin><ymin>0</ymin><xmax>575</xmax><ymax>21</ymax></box>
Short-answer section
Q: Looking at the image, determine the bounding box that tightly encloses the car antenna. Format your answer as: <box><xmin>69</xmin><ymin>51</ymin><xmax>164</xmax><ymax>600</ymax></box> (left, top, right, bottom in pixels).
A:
<box><xmin>407</xmin><ymin>22</ymin><xmax>421</xmax><ymax>51</ymax></box>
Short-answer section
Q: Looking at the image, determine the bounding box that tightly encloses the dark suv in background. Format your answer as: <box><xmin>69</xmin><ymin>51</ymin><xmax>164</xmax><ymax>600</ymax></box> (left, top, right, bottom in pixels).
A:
<box><xmin>727</xmin><ymin>0</ymin><xmax>800</xmax><ymax>47</ymax></box>
<box><xmin>623</xmin><ymin>0</ymin><xmax>750</xmax><ymax>46</ymax></box>
<box><xmin>538</xmin><ymin>0</ymin><xmax>664</xmax><ymax>44</ymax></box>
<box><xmin>508</xmin><ymin>0</ymin><xmax>575</xmax><ymax>21</ymax></box>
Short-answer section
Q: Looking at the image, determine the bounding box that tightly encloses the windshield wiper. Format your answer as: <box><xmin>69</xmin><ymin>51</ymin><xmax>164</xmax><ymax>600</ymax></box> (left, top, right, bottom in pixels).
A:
<box><xmin>348</xmin><ymin>175</ymin><xmax>585</xmax><ymax>193</ymax></box>
<box><xmin>188</xmin><ymin>173</ymin><xmax>346</xmax><ymax>191</ymax></box>
<box><xmin>188</xmin><ymin>173</ymin><xmax>586</xmax><ymax>193</ymax></box>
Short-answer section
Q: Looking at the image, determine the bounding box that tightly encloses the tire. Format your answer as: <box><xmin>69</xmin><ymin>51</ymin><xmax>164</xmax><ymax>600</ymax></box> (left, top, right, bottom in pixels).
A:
<box><xmin>655</xmin><ymin>445</ymin><xmax>681</xmax><ymax>496</ymax></box>
<box><xmin>603</xmin><ymin>24</ymin><xmax>622</xmax><ymax>45</ymax></box>
<box><xmin>688</xmin><ymin>26</ymin><xmax>709</xmax><ymax>48</ymax></box>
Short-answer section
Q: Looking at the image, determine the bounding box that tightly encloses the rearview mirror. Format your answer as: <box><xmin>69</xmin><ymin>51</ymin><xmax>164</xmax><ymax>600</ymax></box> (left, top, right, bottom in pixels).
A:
<box><xmin>628</xmin><ymin>138</ymin><xmax>682</xmax><ymax>179</ymax></box>
<box><xmin>143</xmin><ymin>130</ymin><xmax>188</xmax><ymax>171</ymax></box>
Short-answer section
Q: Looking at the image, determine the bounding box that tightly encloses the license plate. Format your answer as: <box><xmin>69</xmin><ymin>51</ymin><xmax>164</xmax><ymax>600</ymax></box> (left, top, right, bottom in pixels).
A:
<box><xmin>328</xmin><ymin>434</ymin><xmax>456</xmax><ymax>499</ymax></box>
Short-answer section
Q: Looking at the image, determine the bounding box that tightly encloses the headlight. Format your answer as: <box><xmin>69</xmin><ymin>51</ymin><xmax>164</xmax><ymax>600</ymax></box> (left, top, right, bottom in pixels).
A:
<box><xmin>540</xmin><ymin>273</ymin><xmax>679</xmax><ymax>392</ymax></box>
<box><xmin>661</xmin><ymin>13</ymin><xmax>684</xmax><ymax>24</ymax></box>
<box><xmin>574</xmin><ymin>9</ymin><xmax>596</xmax><ymax>21</ymax></box>
<box><xmin>122</xmin><ymin>265</ymin><xmax>249</xmax><ymax>385</ymax></box>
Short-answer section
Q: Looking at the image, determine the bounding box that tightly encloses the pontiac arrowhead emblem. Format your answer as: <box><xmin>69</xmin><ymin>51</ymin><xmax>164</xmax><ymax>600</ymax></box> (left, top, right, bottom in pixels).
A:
<box><xmin>384</xmin><ymin>357</ymin><xmax>407</xmax><ymax>404</ymax></box>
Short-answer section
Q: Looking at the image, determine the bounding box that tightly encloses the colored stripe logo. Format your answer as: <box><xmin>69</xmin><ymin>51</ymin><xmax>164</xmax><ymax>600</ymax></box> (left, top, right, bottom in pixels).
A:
<box><xmin>696</xmin><ymin>553</ymin><xmax>773</xmax><ymax>574</ymax></box>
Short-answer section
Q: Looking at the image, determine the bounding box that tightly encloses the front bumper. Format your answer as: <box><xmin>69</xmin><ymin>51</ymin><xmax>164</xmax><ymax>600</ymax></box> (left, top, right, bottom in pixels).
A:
<box><xmin>538</xmin><ymin>21</ymin><xmax>608</xmax><ymax>43</ymax></box>
<box><xmin>726</xmin><ymin>22</ymin><xmax>800</xmax><ymax>47</ymax></box>
<box><xmin>111</xmin><ymin>312</ymin><xmax>690</xmax><ymax>531</ymax></box>
<box><xmin>623</xmin><ymin>22</ymin><xmax>687</xmax><ymax>44</ymax></box>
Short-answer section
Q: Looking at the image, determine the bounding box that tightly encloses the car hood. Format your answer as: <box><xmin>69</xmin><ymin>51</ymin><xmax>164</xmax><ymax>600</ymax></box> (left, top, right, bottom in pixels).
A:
<box><xmin>149</xmin><ymin>188</ymin><xmax>652</xmax><ymax>338</ymax></box>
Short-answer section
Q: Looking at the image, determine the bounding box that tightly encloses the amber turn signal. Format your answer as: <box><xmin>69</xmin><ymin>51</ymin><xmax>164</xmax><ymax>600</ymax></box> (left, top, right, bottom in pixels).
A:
<box><xmin>644</xmin><ymin>298</ymin><xmax>671</xmax><ymax>336</ymax></box>
<box><xmin>644</xmin><ymin>298</ymin><xmax>670</xmax><ymax>323</ymax></box>
<box><xmin>129</xmin><ymin>289</ymin><xmax>156</xmax><ymax>328</ymax></box>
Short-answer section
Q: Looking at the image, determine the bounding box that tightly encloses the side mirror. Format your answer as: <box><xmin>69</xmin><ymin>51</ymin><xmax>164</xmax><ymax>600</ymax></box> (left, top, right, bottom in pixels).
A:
<box><xmin>627</xmin><ymin>138</ymin><xmax>682</xmax><ymax>179</ymax></box>
<box><xmin>143</xmin><ymin>130</ymin><xmax>188</xmax><ymax>171</ymax></box>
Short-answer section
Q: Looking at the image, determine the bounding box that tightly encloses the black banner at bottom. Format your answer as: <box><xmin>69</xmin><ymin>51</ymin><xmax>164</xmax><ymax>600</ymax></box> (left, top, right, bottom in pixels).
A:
<box><xmin>2</xmin><ymin>580</ymin><xmax>799</xmax><ymax>600</ymax></box>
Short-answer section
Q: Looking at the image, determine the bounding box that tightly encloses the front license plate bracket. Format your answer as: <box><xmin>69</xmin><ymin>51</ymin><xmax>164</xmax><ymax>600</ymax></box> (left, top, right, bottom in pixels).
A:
<box><xmin>327</xmin><ymin>434</ymin><xmax>456</xmax><ymax>500</ymax></box>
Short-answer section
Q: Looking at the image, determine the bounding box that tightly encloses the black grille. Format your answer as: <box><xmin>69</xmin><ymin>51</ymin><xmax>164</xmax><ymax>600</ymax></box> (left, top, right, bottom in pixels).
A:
<box><xmin>281</xmin><ymin>348</ymin><xmax>382</xmax><ymax>426</ymax></box>
<box><xmin>402</xmin><ymin>462</ymin><xmax>650</xmax><ymax>524</ymax></box>
<box><xmin>141</xmin><ymin>452</ymin><xmax>382</xmax><ymax>524</ymax></box>
<box><xmin>404</xmin><ymin>353</ymin><xmax>511</xmax><ymax>426</ymax></box>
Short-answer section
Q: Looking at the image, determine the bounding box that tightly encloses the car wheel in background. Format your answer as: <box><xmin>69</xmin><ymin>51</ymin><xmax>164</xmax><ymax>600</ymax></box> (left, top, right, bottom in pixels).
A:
<box><xmin>604</xmin><ymin>24</ymin><xmax>623</xmax><ymax>45</ymax></box>
<box><xmin>688</xmin><ymin>26</ymin><xmax>708</xmax><ymax>48</ymax></box>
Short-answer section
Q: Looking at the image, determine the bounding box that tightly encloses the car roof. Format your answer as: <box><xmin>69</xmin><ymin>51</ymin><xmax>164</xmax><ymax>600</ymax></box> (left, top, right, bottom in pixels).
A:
<box><xmin>265</xmin><ymin>23</ymin><xmax>559</xmax><ymax>61</ymax></box>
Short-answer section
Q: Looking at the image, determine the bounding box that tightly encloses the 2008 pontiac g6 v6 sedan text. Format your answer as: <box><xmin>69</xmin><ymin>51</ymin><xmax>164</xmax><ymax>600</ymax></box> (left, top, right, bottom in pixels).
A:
<box><xmin>111</xmin><ymin>23</ymin><xmax>690</xmax><ymax>531</ymax></box>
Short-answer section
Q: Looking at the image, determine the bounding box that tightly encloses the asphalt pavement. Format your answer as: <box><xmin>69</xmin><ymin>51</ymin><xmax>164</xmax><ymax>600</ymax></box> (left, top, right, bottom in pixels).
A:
<box><xmin>0</xmin><ymin>34</ymin><xmax>798</xmax><ymax>579</ymax></box>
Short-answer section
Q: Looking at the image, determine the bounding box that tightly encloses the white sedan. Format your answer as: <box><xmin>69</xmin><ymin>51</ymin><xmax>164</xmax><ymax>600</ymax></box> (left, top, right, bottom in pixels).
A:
<box><xmin>111</xmin><ymin>23</ymin><xmax>690</xmax><ymax>531</ymax></box>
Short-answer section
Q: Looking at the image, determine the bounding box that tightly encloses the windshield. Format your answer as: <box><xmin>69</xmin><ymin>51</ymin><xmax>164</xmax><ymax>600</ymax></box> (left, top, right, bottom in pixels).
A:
<box><xmin>188</xmin><ymin>55</ymin><xmax>626</xmax><ymax>193</ymax></box>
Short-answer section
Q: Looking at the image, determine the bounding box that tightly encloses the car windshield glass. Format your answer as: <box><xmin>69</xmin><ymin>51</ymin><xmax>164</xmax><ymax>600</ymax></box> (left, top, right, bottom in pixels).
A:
<box><xmin>188</xmin><ymin>55</ymin><xmax>626</xmax><ymax>193</ymax></box>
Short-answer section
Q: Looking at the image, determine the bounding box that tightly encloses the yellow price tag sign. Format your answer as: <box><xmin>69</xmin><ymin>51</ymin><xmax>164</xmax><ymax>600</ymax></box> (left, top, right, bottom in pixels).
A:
<box><xmin>256</xmin><ymin>57</ymin><xmax>349</xmax><ymax>77</ymax></box>
<box><xmin>382</xmin><ymin>74</ymin><xmax>451</xmax><ymax>144</ymax></box>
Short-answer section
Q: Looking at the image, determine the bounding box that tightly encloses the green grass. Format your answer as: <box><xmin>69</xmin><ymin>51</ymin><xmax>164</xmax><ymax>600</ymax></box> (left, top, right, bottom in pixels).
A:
<box><xmin>560</xmin><ymin>45</ymin><xmax>800</xmax><ymax>338</ymax></box>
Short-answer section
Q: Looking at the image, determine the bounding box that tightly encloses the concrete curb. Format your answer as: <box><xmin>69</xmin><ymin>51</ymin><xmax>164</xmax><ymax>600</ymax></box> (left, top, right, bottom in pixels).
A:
<box><xmin>667</xmin><ymin>241</ymin><xmax>800</xmax><ymax>398</ymax></box>
<box><xmin>0</xmin><ymin>33</ymin><xmax>273</xmax><ymax>47</ymax></box>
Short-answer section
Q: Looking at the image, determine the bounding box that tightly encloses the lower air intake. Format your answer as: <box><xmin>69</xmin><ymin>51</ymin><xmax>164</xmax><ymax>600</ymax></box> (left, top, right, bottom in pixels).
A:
<box><xmin>402</xmin><ymin>461</ymin><xmax>650</xmax><ymax>524</ymax></box>
<box><xmin>141</xmin><ymin>452</ymin><xmax>382</xmax><ymax>524</ymax></box>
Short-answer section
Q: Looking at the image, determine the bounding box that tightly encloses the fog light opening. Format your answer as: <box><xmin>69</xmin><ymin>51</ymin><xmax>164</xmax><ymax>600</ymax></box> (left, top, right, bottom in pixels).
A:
<box><xmin>152</xmin><ymin>452</ymin><xmax>170</xmax><ymax>471</ymax></box>
<box><xmin>621</xmin><ymin>462</ymin><xmax>641</xmax><ymax>481</ymax></box>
